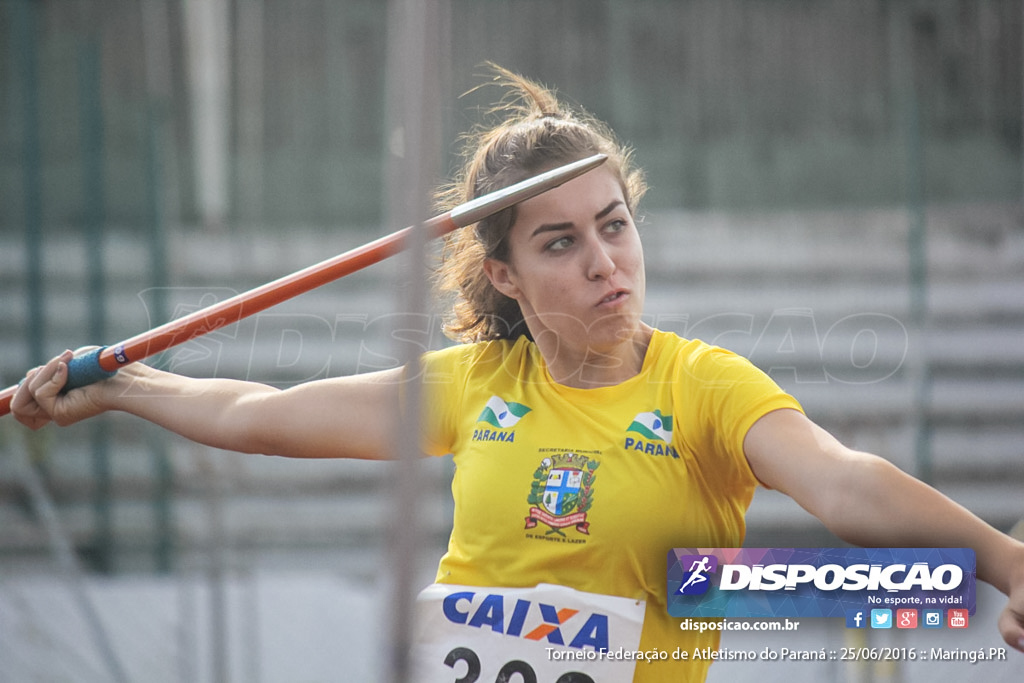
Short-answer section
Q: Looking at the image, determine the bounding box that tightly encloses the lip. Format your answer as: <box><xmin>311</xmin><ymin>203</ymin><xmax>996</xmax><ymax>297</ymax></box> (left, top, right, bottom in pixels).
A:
<box><xmin>596</xmin><ymin>289</ymin><xmax>630</xmax><ymax>307</ymax></box>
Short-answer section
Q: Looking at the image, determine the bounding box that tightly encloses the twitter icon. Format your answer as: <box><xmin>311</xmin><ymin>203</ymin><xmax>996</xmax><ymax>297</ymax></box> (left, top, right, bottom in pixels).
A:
<box><xmin>871</xmin><ymin>609</ymin><xmax>893</xmax><ymax>629</ymax></box>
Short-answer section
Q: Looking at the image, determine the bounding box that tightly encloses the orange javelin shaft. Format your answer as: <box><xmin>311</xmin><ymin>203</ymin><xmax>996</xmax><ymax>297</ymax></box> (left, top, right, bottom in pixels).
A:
<box><xmin>0</xmin><ymin>154</ymin><xmax>606</xmax><ymax>417</ymax></box>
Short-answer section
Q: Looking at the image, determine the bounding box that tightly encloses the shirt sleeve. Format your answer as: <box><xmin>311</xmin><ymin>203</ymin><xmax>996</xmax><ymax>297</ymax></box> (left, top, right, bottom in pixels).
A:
<box><xmin>418</xmin><ymin>345</ymin><xmax>465</xmax><ymax>457</ymax></box>
<box><xmin>681</xmin><ymin>342</ymin><xmax>804</xmax><ymax>491</ymax></box>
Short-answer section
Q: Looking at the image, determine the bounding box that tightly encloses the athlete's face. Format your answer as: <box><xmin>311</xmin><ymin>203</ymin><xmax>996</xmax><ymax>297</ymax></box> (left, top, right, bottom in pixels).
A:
<box><xmin>484</xmin><ymin>166</ymin><xmax>647</xmax><ymax>361</ymax></box>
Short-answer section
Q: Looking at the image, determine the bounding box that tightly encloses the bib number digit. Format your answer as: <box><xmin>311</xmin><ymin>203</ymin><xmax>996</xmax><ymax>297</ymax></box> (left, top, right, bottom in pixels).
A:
<box><xmin>495</xmin><ymin>660</ymin><xmax>536</xmax><ymax>683</ymax></box>
<box><xmin>444</xmin><ymin>646</ymin><xmax>482</xmax><ymax>683</ymax></box>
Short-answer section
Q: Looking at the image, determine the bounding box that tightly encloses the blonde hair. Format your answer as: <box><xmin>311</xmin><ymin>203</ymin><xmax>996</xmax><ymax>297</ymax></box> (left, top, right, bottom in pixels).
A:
<box><xmin>434</xmin><ymin>64</ymin><xmax>647</xmax><ymax>342</ymax></box>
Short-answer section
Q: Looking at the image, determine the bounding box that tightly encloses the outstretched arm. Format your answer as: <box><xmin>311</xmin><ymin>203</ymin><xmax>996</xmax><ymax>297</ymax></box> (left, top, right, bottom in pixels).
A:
<box><xmin>744</xmin><ymin>408</ymin><xmax>1024</xmax><ymax>652</ymax></box>
<box><xmin>12</xmin><ymin>349</ymin><xmax>405</xmax><ymax>460</ymax></box>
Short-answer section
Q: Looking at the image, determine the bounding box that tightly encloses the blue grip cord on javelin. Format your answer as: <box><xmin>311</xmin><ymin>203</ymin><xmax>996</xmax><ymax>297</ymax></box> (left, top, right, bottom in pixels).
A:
<box><xmin>63</xmin><ymin>347</ymin><xmax>118</xmax><ymax>392</ymax></box>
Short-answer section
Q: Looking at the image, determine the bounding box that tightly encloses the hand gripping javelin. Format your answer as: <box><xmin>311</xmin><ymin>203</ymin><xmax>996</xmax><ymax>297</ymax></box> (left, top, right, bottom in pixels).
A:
<box><xmin>0</xmin><ymin>155</ymin><xmax>607</xmax><ymax>416</ymax></box>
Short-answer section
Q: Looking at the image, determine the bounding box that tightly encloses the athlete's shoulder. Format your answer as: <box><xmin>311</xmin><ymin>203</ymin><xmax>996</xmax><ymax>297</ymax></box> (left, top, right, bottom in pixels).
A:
<box><xmin>648</xmin><ymin>329</ymin><xmax>726</xmax><ymax>366</ymax></box>
<box><xmin>648</xmin><ymin>328</ymin><xmax>764</xmax><ymax>382</ymax></box>
<box><xmin>422</xmin><ymin>336</ymin><xmax>533</xmax><ymax>378</ymax></box>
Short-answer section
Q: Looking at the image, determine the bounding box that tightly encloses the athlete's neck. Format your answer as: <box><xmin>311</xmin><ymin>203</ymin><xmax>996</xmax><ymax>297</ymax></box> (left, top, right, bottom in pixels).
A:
<box><xmin>537</xmin><ymin>325</ymin><xmax>653</xmax><ymax>389</ymax></box>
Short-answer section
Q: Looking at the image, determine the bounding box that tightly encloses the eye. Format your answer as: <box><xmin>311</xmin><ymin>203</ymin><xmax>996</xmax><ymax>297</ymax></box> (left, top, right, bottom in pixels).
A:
<box><xmin>604</xmin><ymin>218</ymin><xmax>629</xmax><ymax>234</ymax></box>
<box><xmin>545</xmin><ymin>235</ymin><xmax>574</xmax><ymax>252</ymax></box>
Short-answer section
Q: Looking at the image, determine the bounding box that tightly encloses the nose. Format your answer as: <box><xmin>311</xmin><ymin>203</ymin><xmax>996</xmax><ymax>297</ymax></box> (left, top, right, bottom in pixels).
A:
<box><xmin>584</xmin><ymin>235</ymin><xmax>616</xmax><ymax>281</ymax></box>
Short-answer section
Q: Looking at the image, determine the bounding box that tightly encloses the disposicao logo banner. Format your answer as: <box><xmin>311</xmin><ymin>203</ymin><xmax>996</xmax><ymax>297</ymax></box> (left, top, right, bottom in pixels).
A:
<box><xmin>667</xmin><ymin>548</ymin><xmax>976</xmax><ymax>619</ymax></box>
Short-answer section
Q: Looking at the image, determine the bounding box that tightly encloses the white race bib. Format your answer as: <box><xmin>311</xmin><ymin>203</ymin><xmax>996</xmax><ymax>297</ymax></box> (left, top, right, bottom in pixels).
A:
<box><xmin>412</xmin><ymin>583</ymin><xmax>646</xmax><ymax>683</ymax></box>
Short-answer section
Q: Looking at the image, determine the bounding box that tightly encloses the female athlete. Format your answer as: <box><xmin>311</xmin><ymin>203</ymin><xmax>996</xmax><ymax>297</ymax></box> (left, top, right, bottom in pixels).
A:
<box><xmin>12</xmin><ymin>65</ymin><xmax>1024</xmax><ymax>682</ymax></box>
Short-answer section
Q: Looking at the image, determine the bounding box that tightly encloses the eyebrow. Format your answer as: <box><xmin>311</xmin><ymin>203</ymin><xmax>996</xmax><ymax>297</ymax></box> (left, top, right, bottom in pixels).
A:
<box><xmin>529</xmin><ymin>200</ymin><xmax>625</xmax><ymax>239</ymax></box>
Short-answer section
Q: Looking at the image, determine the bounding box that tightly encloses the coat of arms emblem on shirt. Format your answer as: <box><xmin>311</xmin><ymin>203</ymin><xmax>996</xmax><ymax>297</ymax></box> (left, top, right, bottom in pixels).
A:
<box><xmin>525</xmin><ymin>453</ymin><xmax>599</xmax><ymax>536</ymax></box>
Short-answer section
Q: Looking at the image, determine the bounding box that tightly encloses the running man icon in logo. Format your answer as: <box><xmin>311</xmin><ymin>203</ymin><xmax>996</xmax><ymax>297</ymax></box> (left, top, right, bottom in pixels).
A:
<box><xmin>675</xmin><ymin>555</ymin><xmax>718</xmax><ymax>595</ymax></box>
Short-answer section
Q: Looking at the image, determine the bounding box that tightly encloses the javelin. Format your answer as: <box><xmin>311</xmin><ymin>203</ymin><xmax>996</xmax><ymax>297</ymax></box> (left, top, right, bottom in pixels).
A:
<box><xmin>0</xmin><ymin>154</ymin><xmax>607</xmax><ymax>417</ymax></box>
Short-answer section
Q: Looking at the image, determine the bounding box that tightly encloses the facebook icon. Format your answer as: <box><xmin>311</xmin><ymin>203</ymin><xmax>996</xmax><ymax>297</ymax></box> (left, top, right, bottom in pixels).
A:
<box><xmin>845</xmin><ymin>609</ymin><xmax>867</xmax><ymax>629</ymax></box>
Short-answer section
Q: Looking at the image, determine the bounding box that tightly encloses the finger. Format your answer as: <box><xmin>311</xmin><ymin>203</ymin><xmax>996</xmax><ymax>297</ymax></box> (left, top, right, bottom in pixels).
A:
<box><xmin>26</xmin><ymin>351</ymin><xmax>72</xmax><ymax>395</ymax></box>
<box><xmin>998</xmin><ymin>605</ymin><xmax>1024</xmax><ymax>652</ymax></box>
<box><xmin>11</xmin><ymin>367</ymin><xmax>40</xmax><ymax>412</ymax></box>
<box><xmin>20</xmin><ymin>352</ymin><xmax>71</xmax><ymax>423</ymax></box>
<box><xmin>11</xmin><ymin>367</ymin><xmax>49</xmax><ymax>430</ymax></box>
<box><xmin>31</xmin><ymin>358</ymin><xmax>70</xmax><ymax>413</ymax></box>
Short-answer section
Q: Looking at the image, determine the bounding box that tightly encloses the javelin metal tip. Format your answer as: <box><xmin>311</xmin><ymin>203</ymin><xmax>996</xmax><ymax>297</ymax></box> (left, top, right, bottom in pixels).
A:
<box><xmin>449</xmin><ymin>153</ymin><xmax>608</xmax><ymax>228</ymax></box>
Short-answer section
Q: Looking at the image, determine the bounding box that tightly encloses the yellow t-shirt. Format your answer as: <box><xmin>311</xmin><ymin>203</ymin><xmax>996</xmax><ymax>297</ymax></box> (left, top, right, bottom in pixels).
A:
<box><xmin>420</xmin><ymin>329</ymin><xmax>803</xmax><ymax>682</ymax></box>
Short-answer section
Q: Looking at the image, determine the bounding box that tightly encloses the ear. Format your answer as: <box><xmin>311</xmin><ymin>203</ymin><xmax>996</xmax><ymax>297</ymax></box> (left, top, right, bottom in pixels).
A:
<box><xmin>482</xmin><ymin>257</ymin><xmax>522</xmax><ymax>300</ymax></box>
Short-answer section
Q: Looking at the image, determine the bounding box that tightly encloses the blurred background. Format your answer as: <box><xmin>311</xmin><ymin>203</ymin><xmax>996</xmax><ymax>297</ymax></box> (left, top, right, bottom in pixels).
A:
<box><xmin>0</xmin><ymin>0</ymin><xmax>1022</xmax><ymax>681</ymax></box>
